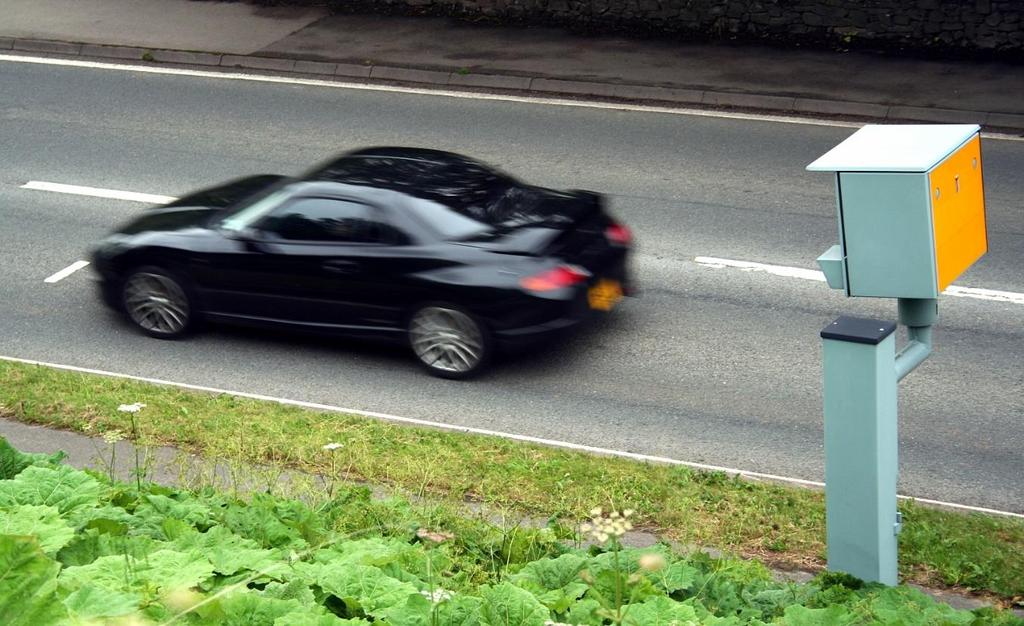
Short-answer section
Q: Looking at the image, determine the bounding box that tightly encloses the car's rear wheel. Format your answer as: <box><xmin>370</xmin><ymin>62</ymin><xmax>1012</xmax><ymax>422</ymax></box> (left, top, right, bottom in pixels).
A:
<box><xmin>408</xmin><ymin>304</ymin><xmax>490</xmax><ymax>379</ymax></box>
<box><xmin>121</xmin><ymin>266</ymin><xmax>194</xmax><ymax>339</ymax></box>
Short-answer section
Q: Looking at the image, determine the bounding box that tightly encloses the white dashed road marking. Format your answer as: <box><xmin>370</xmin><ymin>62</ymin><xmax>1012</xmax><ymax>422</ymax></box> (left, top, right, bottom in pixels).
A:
<box><xmin>43</xmin><ymin>260</ymin><xmax>90</xmax><ymax>284</ymax></box>
<box><xmin>695</xmin><ymin>256</ymin><xmax>1024</xmax><ymax>305</ymax></box>
<box><xmin>21</xmin><ymin>181</ymin><xmax>176</xmax><ymax>205</ymax></box>
<box><xmin>695</xmin><ymin>256</ymin><xmax>827</xmax><ymax>282</ymax></box>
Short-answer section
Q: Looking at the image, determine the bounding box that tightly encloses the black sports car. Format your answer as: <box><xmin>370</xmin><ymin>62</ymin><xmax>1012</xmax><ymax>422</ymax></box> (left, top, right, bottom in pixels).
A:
<box><xmin>91</xmin><ymin>148</ymin><xmax>633</xmax><ymax>378</ymax></box>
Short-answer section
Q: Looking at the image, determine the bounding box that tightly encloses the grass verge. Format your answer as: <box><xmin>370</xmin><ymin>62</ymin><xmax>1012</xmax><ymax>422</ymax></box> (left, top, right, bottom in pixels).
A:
<box><xmin>1</xmin><ymin>359</ymin><xmax>1022</xmax><ymax>604</ymax></box>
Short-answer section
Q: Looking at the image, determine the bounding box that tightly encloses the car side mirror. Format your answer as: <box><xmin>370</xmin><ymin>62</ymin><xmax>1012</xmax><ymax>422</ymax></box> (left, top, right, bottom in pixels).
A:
<box><xmin>222</xmin><ymin>226</ymin><xmax>270</xmax><ymax>252</ymax></box>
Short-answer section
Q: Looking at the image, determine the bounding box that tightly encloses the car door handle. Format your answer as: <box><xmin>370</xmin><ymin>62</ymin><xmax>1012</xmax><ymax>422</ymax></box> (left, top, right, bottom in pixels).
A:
<box><xmin>322</xmin><ymin>260</ymin><xmax>360</xmax><ymax>274</ymax></box>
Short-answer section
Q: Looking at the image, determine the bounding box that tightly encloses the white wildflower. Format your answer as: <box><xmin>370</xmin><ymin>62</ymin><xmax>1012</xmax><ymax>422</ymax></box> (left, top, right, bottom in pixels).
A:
<box><xmin>638</xmin><ymin>552</ymin><xmax>667</xmax><ymax>572</ymax></box>
<box><xmin>102</xmin><ymin>429</ymin><xmax>126</xmax><ymax>444</ymax></box>
<box><xmin>322</xmin><ymin>442</ymin><xmax>344</xmax><ymax>451</ymax></box>
<box><xmin>581</xmin><ymin>507</ymin><xmax>635</xmax><ymax>544</ymax></box>
<box><xmin>117</xmin><ymin>402</ymin><xmax>147</xmax><ymax>413</ymax></box>
<box><xmin>420</xmin><ymin>588</ymin><xmax>453</xmax><ymax>603</ymax></box>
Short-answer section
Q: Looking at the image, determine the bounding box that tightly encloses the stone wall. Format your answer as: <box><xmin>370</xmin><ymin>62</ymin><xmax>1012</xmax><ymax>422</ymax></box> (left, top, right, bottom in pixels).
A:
<box><xmin>321</xmin><ymin>0</ymin><xmax>1024</xmax><ymax>58</ymax></box>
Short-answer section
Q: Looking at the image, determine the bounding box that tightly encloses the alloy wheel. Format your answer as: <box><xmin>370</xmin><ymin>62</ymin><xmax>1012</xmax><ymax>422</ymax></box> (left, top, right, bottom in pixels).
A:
<box><xmin>123</xmin><ymin>271</ymin><xmax>191</xmax><ymax>336</ymax></box>
<box><xmin>409</xmin><ymin>306</ymin><xmax>486</xmax><ymax>375</ymax></box>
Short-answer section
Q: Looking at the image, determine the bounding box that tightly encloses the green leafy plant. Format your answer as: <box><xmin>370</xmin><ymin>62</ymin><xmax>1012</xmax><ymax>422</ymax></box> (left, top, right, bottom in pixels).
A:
<box><xmin>3</xmin><ymin>359</ymin><xmax>1022</xmax><ymax>599</ymax></box>
<box><xmin>0</xmin><ymin>438</ymin><xmax>1021</xmax><ymax>625</ymax></box>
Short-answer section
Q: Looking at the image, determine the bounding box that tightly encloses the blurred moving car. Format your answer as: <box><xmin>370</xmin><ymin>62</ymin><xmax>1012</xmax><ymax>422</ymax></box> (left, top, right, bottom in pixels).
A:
<box><xmin>91</xmin><ymin>148</ymin><xmax>634</xmax><ymax>378</ymax></box>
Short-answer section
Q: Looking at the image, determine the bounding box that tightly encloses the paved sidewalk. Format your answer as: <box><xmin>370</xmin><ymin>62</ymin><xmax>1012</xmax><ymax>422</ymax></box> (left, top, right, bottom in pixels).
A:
<box><xmin>2</xmin><ymin>0</ymin><xmax>1023</xmax><ymax>131</ymax></box>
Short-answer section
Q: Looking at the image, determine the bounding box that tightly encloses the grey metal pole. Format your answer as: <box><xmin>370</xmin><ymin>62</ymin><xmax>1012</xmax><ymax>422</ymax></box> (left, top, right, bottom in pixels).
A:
<box><xmin>821</xmin><ymin>316</ymin><xmax>900</xmax><ymax>585</ymax></box>
<box><xmin>895</xmin><ymin>298</ymin><xmax>938</xmax><ymax>381</ymax></box>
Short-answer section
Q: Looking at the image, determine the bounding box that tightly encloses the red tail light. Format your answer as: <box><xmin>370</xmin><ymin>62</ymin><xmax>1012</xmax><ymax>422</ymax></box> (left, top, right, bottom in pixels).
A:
<box><xmin>605</xmin><ymin>223</ymin><xmax>632</xmax><ymax>246</ymax></box>
<box><xmin>519</xmin><ymin>264</ymin><xmax>591</xmax><ymax>292</ymax></box>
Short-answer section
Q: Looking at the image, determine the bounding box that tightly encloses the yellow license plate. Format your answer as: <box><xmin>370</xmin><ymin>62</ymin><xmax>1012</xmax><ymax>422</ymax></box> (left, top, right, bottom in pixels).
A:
<box><xmin>588</xmin><ymin>279</ymin><xmax>623</xmax><ymax>311</ymax></box>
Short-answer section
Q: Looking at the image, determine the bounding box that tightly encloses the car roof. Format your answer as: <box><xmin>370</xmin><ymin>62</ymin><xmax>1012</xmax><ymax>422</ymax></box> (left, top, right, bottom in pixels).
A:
<box><xmin>302</xmin><ymin>147</ymin><xmax>516</xmax><ymax>214</ymax></box>
<box><xmin>305</xmin><ymin>147</ymin><xmax>502</xmax><ymax>181</ymax></box>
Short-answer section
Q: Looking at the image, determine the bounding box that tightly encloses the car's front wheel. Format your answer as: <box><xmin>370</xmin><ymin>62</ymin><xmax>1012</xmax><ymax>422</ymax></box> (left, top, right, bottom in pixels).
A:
<box><xmin>121</xmin><ymin>266</ymin><xmax>194</xmax><ymax>339</ymax></box>
<box><xmin>408</xmin><ymin>304</ymin><xmax>491</xmax><ymax>379</ymax></box>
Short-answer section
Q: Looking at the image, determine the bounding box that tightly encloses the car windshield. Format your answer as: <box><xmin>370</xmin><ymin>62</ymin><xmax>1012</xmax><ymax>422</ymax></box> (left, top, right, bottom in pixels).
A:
<box><xmin>218</xmin><ymin>188</ymin><xmax>292</xmax><ymax>232</ymax></box>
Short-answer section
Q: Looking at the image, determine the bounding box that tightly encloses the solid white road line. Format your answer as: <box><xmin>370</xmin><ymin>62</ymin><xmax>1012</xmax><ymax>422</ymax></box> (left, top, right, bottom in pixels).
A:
<box><xmin>695</xmin><ymin>256</ymin><xmax>1024</xmax><ymax>305</ymax></box>
<box><xmin>21</xmin><ymin>181</ymin><xmax>177</xmax><ymax>205</ymax></box>
<box><xmin>3</xmin><ymin>53</ymin><xmax>1023</xmax><ymax>141</ymax></box>
<box><xmin>944</xmin><ymin>285</ymin><xmax>1024</xmax><ymax>305</ymax></box>
<box><xmin>695</xmin><ymin>256</ymin><xmax>827</xmax><ymax>282</ymax></box>
<box><xmin>43</xmin><ymin>260</ymin><xmax>90</xmax><ymax>284</ymax></box>
<box><xmin>1</xmin><ymin>354</ymin><xmax>1020</xmax><ymax>518</ymax></box>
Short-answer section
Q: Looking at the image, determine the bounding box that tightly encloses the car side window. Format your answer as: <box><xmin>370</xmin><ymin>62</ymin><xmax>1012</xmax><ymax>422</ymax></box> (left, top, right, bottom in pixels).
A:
<box><xmin>259</xmin><ymin>197</ymin><xmax>406</xmax><ymax>244</ymax></box>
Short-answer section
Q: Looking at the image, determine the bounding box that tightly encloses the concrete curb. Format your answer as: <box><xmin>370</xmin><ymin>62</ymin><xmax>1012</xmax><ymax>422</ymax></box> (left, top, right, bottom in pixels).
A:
<box><xmin>4</xmin><ymin>37</ymin><xmax>1021</xmax><ymax>133</ymax></box>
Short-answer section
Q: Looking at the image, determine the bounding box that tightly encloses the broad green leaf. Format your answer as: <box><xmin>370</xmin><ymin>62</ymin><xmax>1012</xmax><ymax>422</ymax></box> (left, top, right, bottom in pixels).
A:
<box><xmin>564</xmin><ymin>598</ymin><xmax>603</xmax><ymax>626</ymax></box>
<box><xmin>223</xmin><ymin>500</ymin><xmax>309</xmax><ymax>550</ymax></box>
<box><xmin>191</xmin><ymin>589</ymin><xmax>304</xmax><ymax>626</ymax></box>
<box><xmin>173</xmin><ymin>525</ymin><xmax>287</xmax><ymax>577</ymax></box>
<box><xmin>222</xmin><ymin>493</ymin><xmax>326</xmax><ymax>550</ymax></box>
<box><xmin>379</xmin><ymin>591</ymin><xmax>434</xmax><ymax>626</ymax></box>
<box><xmin>537</xmin><ymin>582</ymin><xmax>589</xmax><ymax>612</ymax></box>
<box><xmin>587</xmin><ymin>565</ymin><xmax>660</xmax><ymax>606</ymax></box>
<box><xmin>60</xmin><ymin>548</ymin><xmax>215</xmax><ymax>594</ymax></box>
<box><xmin>509</xmin><ymin>552</ymin><xmax>587</xmax><ymax>592</ymax></box>
<box><xmin>479</xmin><ymin>582</ymin><xmax>550</xmax><ymax>626</ymax></box>
<box><xmin>863</xmin><ymin>586</ymin><xmax>974</xmax><ymax>625</ymax></box>
<box><xmin>781</xmin><ymin>604</ymin><xmax>860</xmax><ymax>625</ymax></box>
<box><xmin>0</xmin><ymin>504</ymin><xmax>75</xmax><ymax>554</ymax></box>
<box><xmin>63</xmin><ymin>584</ymin><xmax>140</xmax><ymax>619</ymax></box>
<box><xmin>656</xmin><ymin>560</ymin><xmax>698</xmax><ymax>594</ymax></box>
<box><xmin>314</xmin><ymin>536</ymin><xmax>435</xmax><ymax>578</ymax></box>
<box><xmin>161</xmin><ymin>516</ymin><xmax>193</xmax><ymax>540</ymax></box>
<box><xmin>0</xmin><ymin>535</ymin><xmax>67</xmax><ymax>626</ymax></box>
<box><xmin>0</xmin><ymin>437</ymin><xmax>65</xmax><ymax>480</ymax></box>
<box><xmin>621</xmin><ymin>595</ymin><xmax>700</xmax><ymax>625</ymax></box>
<box><xmin>259</xmin><ymin>579</ymin><xmax>316</xmax><ymax>605</ymax></box>
<box><xmin>256</xmin><ymin>494</ymin><xmax>327</xmax><ymax>545</ymax></box>
<box><xmin>435</xmin><ymin>594</ymin><xmax>484</xmax><ymax>626</ymax></box>
<box><xmin>133</xmin><ymin>493</ymin><xmax>219</xmax><ymax>535</ymax></box>
<box><xmin>57</xmin><ymin>527</ymin><xmax>158</xmax><ymax>567</ymax></box>
<box><xmin>274</xmin><ymin>613</ymin><xmax>369</xmax><ymax>626</ymax></box>
<box><xmin>590</xmin><ymin>547</ymin><xmax>647</xmax><ymax>572</ymax></box>
<box><xmin>0</xmin><ymin>465</ymin><xmax>105</xmax><ymax>516</ymax></box>
<box><xmin>64</xmin><ymin>503</ymin><xmax>134</xmax><ymax>530</ymax></box>
<box><xmin>701</xmin><ymin>617</ymin><xmax>746</xmax><ymax>626</ymax></box>
<box><xmin>313</xmin><ymin>561</ymin><xmax>419</xmax><ymax>616</ymax></box>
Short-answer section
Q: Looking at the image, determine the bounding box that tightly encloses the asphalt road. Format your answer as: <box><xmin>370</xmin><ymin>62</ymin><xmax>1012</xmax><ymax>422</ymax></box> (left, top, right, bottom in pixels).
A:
<box><xmin>1</xmin><ymin>58</ymin><xmax>1022</xmax><ymax>512</ymax></box>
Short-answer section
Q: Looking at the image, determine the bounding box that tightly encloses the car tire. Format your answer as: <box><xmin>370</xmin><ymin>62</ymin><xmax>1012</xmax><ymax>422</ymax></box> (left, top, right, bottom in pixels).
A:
<box><xmin>120</xmin><ymin>265</ymin><xmax>195</xmax><ymax>339</ymax></box>
<box><xmin>408</xmin><ymin>304</ymin><xmax>491</xmax><ymax>379</ymax></box>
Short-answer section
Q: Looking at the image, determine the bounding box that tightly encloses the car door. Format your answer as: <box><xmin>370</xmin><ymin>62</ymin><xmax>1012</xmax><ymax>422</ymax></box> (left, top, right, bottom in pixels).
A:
<box><xmin>245</xmin><ymin>195</ymin><xmax>411</xmax><ymax>331</ymax></box>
